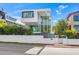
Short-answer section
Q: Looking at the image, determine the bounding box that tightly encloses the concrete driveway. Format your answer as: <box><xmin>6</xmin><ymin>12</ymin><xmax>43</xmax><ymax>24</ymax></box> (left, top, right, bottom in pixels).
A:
<box><xmin>0</xmin><ymin>43</ymin><xmax>44</xmax><ymax>55</ymax></box>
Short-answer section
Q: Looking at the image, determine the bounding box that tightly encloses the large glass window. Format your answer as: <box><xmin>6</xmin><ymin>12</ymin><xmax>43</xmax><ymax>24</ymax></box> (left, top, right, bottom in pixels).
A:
<box><xmin>32</xmin><ymin>26</ymin><xmax>41</xmax><ymax>33</ymax></box>
<box><xmin>74</xmin><ymin>25</ymin><xmax>79</xmax><ymax>30</ymax></box>
<box><xmin>22</xmin><ymin>11</ymin><xmax>34</xmax><ymax>18</ymax></box>
<box><xmin>40</xmin><ymin>16</ymin><xmax>51</xmax><ymax>33</ymax></box>
<box><xmin>73</xmin><ymin>15</ymin><xmax>79</xmax><ymax>21</ymax></box>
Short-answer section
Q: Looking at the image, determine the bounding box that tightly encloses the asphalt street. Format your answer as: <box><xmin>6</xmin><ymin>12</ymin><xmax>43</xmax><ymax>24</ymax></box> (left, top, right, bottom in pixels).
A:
<box><xmin>1</xmin><ymin>43</ymin><xmax>79</xmax><ymax>55</ymax></box>
<box><xmin>0</xmin><ymin>43</ymin><xmax>44</xmax><ymax>55</ymax></box>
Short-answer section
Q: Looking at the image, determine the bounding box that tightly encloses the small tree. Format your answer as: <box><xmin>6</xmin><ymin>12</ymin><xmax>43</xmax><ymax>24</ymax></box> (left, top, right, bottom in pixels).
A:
<box><xmin>0</xmin><ymin>19</ymin><xmax>7</xmax><ymax>28</ymax></box>
<box><xmin>0</xmin><ymin>19</ymin><xmax>8</xmax><ymax>34</ymax></box>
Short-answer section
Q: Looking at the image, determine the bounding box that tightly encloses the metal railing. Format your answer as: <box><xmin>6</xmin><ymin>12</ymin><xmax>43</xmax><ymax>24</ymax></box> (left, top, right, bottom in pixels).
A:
<box><xmin>6</xmin><ymin>15</ymin><xmax>17</xmax><ymax>21</ymax></box>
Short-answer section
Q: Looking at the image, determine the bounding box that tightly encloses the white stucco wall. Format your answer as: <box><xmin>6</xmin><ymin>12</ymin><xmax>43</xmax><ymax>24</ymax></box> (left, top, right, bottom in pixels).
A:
<box><xmin>0</xmin><ymin>35</ymin><xmax>57</xmax><ymax>44</ymax></box>
<box><xmin>21</xmin><ymin>11</ymin><xmax>39</xmax><ymax>25</ymax></box>
<box><xmin>63</xmin><ymin>39</ymin><xmax>79</xmax><ymax>45</ymax></box>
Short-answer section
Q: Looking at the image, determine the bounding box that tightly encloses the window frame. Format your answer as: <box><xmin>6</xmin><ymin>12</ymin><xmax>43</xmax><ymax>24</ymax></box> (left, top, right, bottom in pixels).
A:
<box><xmin>73</xmin><ymin>15</ymin><xmax>79</xmax><ymax>21</ymax></box>
<box><xmin>74</xmin><ymin>25</ymin><xmax>79</xmax><ymax>30</ymax></box>
<box><xmin>22</xmin><ymin>11</ymin><xmax>34</xmax><ymax>18</ymax></box>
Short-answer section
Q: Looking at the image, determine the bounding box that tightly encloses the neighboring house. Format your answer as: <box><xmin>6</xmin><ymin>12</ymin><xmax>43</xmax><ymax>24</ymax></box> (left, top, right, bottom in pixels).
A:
<box><xmin>0</xmin><ymin>8</ymin><xmax>17</xmax><ymax>25</ymax></box>
<box><xmin>0</xmin><ymin>8</ymin><xmax>5</xmax><ymax>19</ymax></box>
<box><xmin>67</xmin><ymin>11</ymin><xmax>79</xmax><ymax>30</ymax></box>
<box><xmin>5</xmin><ymin>15</ymin><xmax>17</xmax><ymax>25</ymax></box>
<box><xmin>21</xmin><ymin>9</ymin><xmax>52</xmax><ymax>35</ymax></box>
<box><xmin>0</xmin><ymin>8</ymin><xmax>25</xmax><ymax>26</ymax></box>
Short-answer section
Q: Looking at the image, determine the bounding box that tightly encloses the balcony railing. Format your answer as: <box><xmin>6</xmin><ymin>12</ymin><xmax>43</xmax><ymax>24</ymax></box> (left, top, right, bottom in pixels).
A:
<box><xmin>6</xmin><ymin>15</ymin><xmax>17</xmax><ymax>21</ymax></box>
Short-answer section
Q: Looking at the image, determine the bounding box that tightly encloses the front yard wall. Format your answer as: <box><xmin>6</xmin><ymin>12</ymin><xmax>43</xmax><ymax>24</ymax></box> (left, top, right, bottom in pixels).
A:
<box><xmin>0</xmin><ymin>35</ymin><xmax>58</xmax><ymax>44</ymax></box>
<box><xmin>0</xmin><ymin>35</ymin><xmax>79</xmax><ymax>45</ymax></box>
<box><xmin>63</xmin><ymin>39</ymin><xmax>79</xmax><ymax>45</ymax></box>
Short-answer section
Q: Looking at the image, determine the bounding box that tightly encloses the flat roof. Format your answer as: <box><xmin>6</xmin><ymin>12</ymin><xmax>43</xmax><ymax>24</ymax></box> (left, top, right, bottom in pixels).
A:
<box><xmin>21</xmin><ymin>8</ymin><xmax>51</xmax><ymax>12</ymax></box>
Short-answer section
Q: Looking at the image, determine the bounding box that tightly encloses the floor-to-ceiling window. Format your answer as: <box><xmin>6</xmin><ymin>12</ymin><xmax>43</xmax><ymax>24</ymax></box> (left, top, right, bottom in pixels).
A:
<box><xmin>32</xmin><ymin>26</ymin><xmax>41</xmax><ymax>33</ymax></box>
<box><xmin>41</xmin><ymin>16</ymin><xmax>51</xmax><ymax>33</ymax></box>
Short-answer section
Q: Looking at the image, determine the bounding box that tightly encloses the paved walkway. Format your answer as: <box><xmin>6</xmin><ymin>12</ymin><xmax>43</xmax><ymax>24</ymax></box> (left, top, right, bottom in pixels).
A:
<box><xmin>39</xmin><ymin>45</ymin><xmax>79</xmax><ymax>55</ymax></box>
<box><xmin>52</xmin><ymin>44</ymin><xmax>79</xmax><ymax>48</ymax></box>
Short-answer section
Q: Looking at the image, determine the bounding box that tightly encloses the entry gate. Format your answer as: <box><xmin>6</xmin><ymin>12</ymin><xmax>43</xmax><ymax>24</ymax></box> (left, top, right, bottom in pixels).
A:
<box><xmin>49</xmin><ymin>35</ymin><xmax>67</xmax><ymax>44</ymax></box>
<box><xmin>56</xmin><ymin>35</ymin><xmax>67</xmax><ymax>44</ymax></box>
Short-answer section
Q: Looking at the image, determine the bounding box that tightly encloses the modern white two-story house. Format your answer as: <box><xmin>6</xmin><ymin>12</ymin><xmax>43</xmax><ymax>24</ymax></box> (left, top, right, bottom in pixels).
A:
<box><xmin>21</xmin><ymin>9</ymin><xmax>52</xmax><ymax>35</ymax></box>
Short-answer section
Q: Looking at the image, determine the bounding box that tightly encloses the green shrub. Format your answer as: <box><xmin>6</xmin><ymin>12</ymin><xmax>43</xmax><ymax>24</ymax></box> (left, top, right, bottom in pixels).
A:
<box><xmin>0</xmin><ymin>25</ymin><xmax>32</xmax><ymax>35</ymax></box>
<box><xmin>64</xmin><ymin>29</ymin><xmax>78</xmax><ymax>39</ymax></box>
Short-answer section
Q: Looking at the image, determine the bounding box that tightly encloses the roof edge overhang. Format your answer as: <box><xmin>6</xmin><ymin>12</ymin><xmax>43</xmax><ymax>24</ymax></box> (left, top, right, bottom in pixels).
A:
<box><xmin>67</xmin><ymin>11</ymin><xmax>79</xmax><ymax>20</ymax></box>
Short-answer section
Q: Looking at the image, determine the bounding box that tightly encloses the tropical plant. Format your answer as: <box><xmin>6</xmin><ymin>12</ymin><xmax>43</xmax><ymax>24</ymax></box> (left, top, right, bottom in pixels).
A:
<box><xmin>64</xmin><ymin>29</ymin><xmax>78</xmax><ymax>39</ymax></box>
<box><xmin>0</xmin><ymin>19</ymin><xmax>7</xmax><ymax>28</ymax></box>
<box><xmin>0</xmin><ymin>19</ymin><xmax>32</xmax><ymax>35</ymax></box>
<box><xmin>52</xmin><ymin>19</ymin><xmax>68</xmax><ymax>37</ymax></box>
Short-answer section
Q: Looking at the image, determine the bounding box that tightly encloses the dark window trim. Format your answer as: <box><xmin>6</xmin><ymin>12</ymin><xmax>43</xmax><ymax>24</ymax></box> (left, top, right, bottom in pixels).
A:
<box><xmin>22</xmin><ymin>11</ymin><xmax>34</xmax><ymax>18</ymax></box>
<box><xmin>74</xmin><ymin>25</ymin><xmax>79</xmax><ymax>30</ymax></box>
<box><xmin>73</xmin><ymin>15</ymin><xmax>79</xmax><ymax>21</ymax></box>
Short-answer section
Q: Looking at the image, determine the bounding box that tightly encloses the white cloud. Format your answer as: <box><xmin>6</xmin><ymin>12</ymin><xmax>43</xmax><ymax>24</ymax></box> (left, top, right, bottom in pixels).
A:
<box><xmin>59</xmin><ymin>5</ymin><xmax>68</xmax><ymax>9</ymax></box>
<box><xmin>56</xmin><ymin>10</ymin><xmax>62</xmax><ymax>15</ymax></box>
<box><xmin>56</xmin><ymin>5</ymin><xmax>68</xmax><ymax>15</ymax></box>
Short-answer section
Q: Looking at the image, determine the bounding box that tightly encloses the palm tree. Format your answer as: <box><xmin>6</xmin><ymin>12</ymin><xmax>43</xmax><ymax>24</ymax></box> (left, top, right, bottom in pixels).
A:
<box><xmin>58</xmin><ymin>19</ymin><xmax>68</xmax><ymax>31</ymax></box>
<box><xmin>52</xmin><ymin>19</ymin><xmax>68</xmax><ymax>37</ymax></box>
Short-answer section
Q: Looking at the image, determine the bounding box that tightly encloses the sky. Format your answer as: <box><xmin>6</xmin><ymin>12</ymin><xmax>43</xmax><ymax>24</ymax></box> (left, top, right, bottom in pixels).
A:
<box><xmin>0</xmin><ymin>3</ymin><xmax>79</xmax><ymax>24</ymax></box>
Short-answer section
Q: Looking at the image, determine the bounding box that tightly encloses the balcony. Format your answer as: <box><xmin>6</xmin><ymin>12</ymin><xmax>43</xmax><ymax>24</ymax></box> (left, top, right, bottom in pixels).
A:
<box><xmin>21</xmin><ymin>18</ymin><xmax>38</xmax><ymax>25</ymax></box>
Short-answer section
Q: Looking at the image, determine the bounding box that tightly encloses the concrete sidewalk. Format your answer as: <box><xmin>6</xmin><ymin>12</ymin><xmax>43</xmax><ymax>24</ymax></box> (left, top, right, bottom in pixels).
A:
<box><xmin>39</xmin><ymin>45</ymin><xmax>79</xmax><ymax>55</ymax></box>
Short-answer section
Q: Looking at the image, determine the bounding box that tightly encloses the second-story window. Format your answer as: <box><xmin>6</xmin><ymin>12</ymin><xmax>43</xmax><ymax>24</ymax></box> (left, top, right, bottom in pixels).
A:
<box><xmin>73</xmin><ymin>15</ymin><xmax>79</xmax><ymax>21</ymax></box>
<box><xmin>22</xmin><ymin>11</ymin><xmax>34</xmax><ymax>18</ymax></box>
